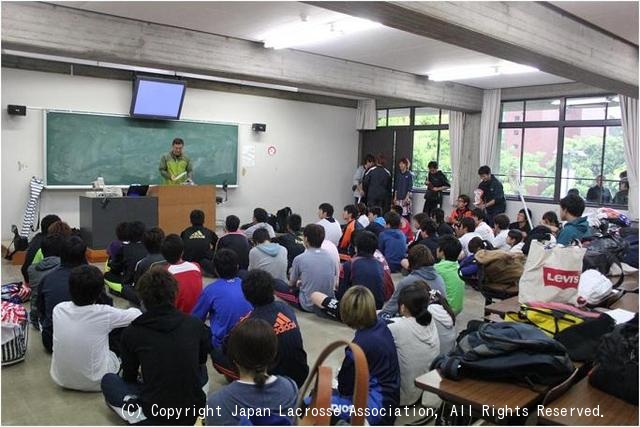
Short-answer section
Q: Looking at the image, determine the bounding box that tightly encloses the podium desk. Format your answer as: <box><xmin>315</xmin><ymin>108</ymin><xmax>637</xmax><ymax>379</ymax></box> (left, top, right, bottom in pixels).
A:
<box><xmin>79</xmin><ymin>196</ymin><xmax>158</xmax><ymax>249</ymax></box>
<box><xmin>148</xmin><ymin>185</ymin><xmax>215</xmax><ymax>236</ymax></box>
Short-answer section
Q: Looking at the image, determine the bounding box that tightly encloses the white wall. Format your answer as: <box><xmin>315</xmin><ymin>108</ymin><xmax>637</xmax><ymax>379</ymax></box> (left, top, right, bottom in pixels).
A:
<box><xmin>1</xmin><ymin>68</ymin><xmax>358</xmax><ymax>240</ymax></box>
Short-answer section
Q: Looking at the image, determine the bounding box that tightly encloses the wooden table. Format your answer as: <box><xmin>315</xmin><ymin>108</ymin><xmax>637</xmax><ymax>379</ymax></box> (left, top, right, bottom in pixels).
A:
<box><xmin>610</xmin><ymin>292</ymin><xmax>639</xmax><ymax>312</ymax></box>
<box><xmin>538</xmin><ymin>377</ymin><xmax>638</xmax><ymax>425</ymax></box>
<box><xmin>415</xmin><ymin>370</ymin><xmax>543</xmax><ymax>413</ymax></box>
<box><xmin>484</xmin><ymin>296</ymin><xmax>520</xmax><ymax>317</ymax></box>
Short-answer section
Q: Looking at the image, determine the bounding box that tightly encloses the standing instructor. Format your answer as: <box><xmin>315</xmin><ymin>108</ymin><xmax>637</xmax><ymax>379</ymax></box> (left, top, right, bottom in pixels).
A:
<box><xmin>159</xmin><ymin>138</ymin><xmax>193</xmax><ymax>185</ymax></box>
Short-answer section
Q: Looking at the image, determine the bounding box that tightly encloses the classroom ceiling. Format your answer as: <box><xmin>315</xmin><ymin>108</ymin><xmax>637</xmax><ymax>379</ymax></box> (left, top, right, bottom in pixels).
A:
<box><xmin>47</xmin><ymin>1</ymin><xmax>637</xmax><ymax>91</ymax></box>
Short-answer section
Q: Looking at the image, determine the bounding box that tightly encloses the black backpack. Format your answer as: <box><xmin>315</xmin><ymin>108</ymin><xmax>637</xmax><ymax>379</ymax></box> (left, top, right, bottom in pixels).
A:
<box><xmin>589</xmin><ymin>314</ymin><xmax>639</xmax><ymax>404</ymax></box>
<box><xmin>431</xmin><ymin>321</ymin><xmax>574</xmax><ymax>387</ymax></box>
<box><xmin>582</xmin><ymin>232</ymin><xmax>629</xmax><ymax>286</ymax></box>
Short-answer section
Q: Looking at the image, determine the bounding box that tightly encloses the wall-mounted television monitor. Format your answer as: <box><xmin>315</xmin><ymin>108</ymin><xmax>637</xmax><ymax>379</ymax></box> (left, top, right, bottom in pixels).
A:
<box><xmin>129</xmin><ymin>76</ymin><xmax>186</xmax><ymax>120</ymax></box>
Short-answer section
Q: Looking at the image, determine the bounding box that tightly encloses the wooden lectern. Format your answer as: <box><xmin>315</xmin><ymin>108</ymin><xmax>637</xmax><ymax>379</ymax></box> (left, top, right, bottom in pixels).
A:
<box><xmin>148</xmin><ymin>185</ymin><xmax>215</xmax><ymax>235</ymax></box>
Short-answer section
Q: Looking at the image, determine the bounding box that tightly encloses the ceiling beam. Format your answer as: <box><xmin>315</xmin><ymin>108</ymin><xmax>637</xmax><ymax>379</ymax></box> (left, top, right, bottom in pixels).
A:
<box><xmin>1</xmin><ymin>2</ymin><xmax>484</xmax><ymax>112</ymax></box>
<box><xmin>308</xmin><ymin>1</ymin><xmax>638</xmax><ymax>98</ymax></box>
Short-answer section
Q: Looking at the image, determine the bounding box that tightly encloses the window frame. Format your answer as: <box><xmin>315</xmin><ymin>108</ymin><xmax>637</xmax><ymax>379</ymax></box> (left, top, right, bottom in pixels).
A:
<box><xmin>498</xmin><ymin>95</ymin><xmax>624</xmax><ymax>206</ymax></box>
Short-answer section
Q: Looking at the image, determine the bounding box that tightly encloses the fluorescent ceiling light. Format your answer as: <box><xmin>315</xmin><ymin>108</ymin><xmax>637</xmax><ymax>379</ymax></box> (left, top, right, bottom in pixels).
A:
<box><xmin>261</xmin><ymin>17</ymin><xmax>381</xmax><ymax>50</ymax></box>
<box><xmin>428</xmin><ymin>63</ymin><xmax>539</xmax><ymax>82</ymax></box>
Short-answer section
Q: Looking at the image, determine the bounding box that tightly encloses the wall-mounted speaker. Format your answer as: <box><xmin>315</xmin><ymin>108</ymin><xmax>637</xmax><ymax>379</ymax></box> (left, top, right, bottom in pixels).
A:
<box><xmin>252</xmin><ymin>123</ymin><xmax>266</xmax><ymax>132</ymax></box>
<box><xmin>7</xmin><ymin>105</ymin><xmax>26</xmax><ymax>116</ymax></box>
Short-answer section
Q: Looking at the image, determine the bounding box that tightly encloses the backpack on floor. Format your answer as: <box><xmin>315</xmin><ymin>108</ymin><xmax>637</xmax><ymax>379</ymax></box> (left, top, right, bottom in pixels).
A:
<box><xmin>431</xmin><ymin>321</ymin><xmax>574</xmax><ymax>387</ymax></box>
<box><xmin>589</xmin><ymin>314</ymin><xmax>638</xmax><ymax>404</ymax></box>
<box><xmin>1</xmin><ymin>301</ymin><xmax>29</xmax><ymax>366</ymax></box>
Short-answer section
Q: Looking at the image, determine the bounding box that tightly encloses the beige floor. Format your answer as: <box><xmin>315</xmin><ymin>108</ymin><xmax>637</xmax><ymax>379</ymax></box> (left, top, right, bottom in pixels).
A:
<box><xmin>0</xmin><ymin>257</ymin><xmax>485</xmax><ymax>425</ymax></box>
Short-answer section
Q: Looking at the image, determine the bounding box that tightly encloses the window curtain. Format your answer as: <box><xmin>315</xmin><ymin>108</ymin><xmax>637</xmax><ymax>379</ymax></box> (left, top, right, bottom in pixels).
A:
<box><xmin>479</xmin><ymin>89</ymin><xmax>501</xmax><ymax>169</ymax></box>
<box><xmin>620</xmin><ymin>95</ymin><xmax>638</xmax><ymax>219</ymax></box>
<box><xmin>356</xmin><ymin>99</ymin><xmax>377</xmax><ymax>130</ymax></box>
<box><xmin>449</xmin><ymin>111</ymin><xmax>466</xmax><ymax>206</ymax></box>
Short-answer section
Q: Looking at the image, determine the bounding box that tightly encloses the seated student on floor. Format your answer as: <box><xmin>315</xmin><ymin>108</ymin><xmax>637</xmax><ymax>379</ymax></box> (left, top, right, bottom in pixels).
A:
<box><xmin>378</xmin><ymin>244</ymin><xmax>445</xmax><ymax>319</ymax></box>
<box><xmin>409</xmin><ymin>218</ymin><xmax>439</xmax><ymax>258</ymax></box>
<box><xmin>106</xmin><ymin>221</ymin><xmax>128</xmax><ymax>270</ymax></box>
<box><xmin>273</xmin><ymin>224</ymin><xmax>338</xmax><ymax>318</ymax></box>
<box><xmin>38</xmin><ymin>236</ymin><xmax>112</xmax><ymax>353</ymax></box>
<box><xmin>191</xmin><ymin>249</ymin><xmax>252</xmax><ymax>379</ymax></box>
<box><xmin>27</xmin><ymin>233</ymin><xmax>64</xmax><ymax>329</ymax></box>
<box><xmin>248</xmin><ymin>228</ymin><xmax>288</xmax><ymax>285</ymax></box>
<box><xmin>491</xmin><ymin>214</ymin><xmax>511</xmax><ymax>251</ymax></box>
<box><xmin>378</xmin><ymin>210</ymin><xmax>407</xmax><ymax>273</ymax></box>
<box><xmin>509</xmin><ymin>208</ymin><xmax>533</xmax><ymax>239</ymax></box>
<box><xmin>556</xmin><ymin>193</ymin><xmax>590</xmax><ymax>245</ymax></box>
<box><xmin>217</xmin><ymin>215</ymin><xmax>251</xmax><ymax>272</ymax></box>
<box><xmin>332</xmin><ymin>286</ymin><xmax>400</xmax><ymax>426</ymax></box>
<box><xmin>51</xmin><ymin>265</ymin><xmax>141</xmax><ymax>392</ymax></box>
<box><xmin>180</xmin><ymin>209</ymin><xmax>218</xmax><ymax>276</ymax></box>
<box><xmin>338</xmin><ymin>204</ymin><xmax>362</xmax><ymax>255</ymax></box>
<box><xmin>356</xmin><ymin>203</ymin><xmax>369</xmax><ymax>228</ymax></box>
<box><xmin>21</xmin><ymin>214</ymin><xmax>60</xmax><ymax>286</ymax></box>
<box><xmin>430</xmin><ymin>208</ymin><xmax>454</xmax><ymax>236</ymax></box>
<box><xmin>272</xmin><ymin>213</ymin><xmax>305</xmax><ymax>273</ymax></box>
<box><xmin>365</xmin><ymin>206</ymin><xmax>386</xmax><ymax>236</ymax></box>
<box><xmin>471</xmin><ymin>208</ymin><xmax>494</xmax><ymax>242</ymax></box>
<box><xmin>29</xmin><ymin>220</ymin><xmax>73</xmax><ymax>269</ymax></box>
<box><xmin>391</xmin><ymin>204</ymin><xmax>414</xmax><ymax>243</ymax></box>
<box><xmin>388</xmin><ymin>282</ymin><xmax>440</xmax><ymax>407</ymax></box>
<box><xmin>541</xmin><ymin>211</ymin><xmax>562</xmax><ymax>236</ymax></box>
<box><xmin>132</xmin><ymin>227</ymin><xmax>166</xmax><ymax>288</ymax></box>
<box><xmin>161</xmin><ymin>234</ymin><xmax>203</xmax><ymax>314</ymax></box>
<box><xmin>434</xmin><ymin>235</ymin><xmax>465</xmax><ymax>315</ymax></box>
<box><xmin>311</xmin><ymin>230</ymin><xmax>385</xmax><ymax>318</ymax></box>
<box><xmin>408</xmin><ymin>212</ymin><xmax>428</xmax><ymax>246</ymax></box>
<box><xmin>101</xmin><ymin>267</ymin><xmax>210</xmax><ymax>426</ymax></box>
<box><xmin>244</xmin><ymin>207</ymin><xmax>276</xmax><ymax>240</ymax></box>
<box><xmin>241</xmin><ymin>270</ymin><xmax>309</xmax><ymax>388</ymax></box>
<box><xmin>104</xmin><ymin>221</ymin><xmax>147</xmax><ymax>297</ymax></box>
<box><xmin>206</xmin><ymin>318</ymin><xmax>298</xmax><ymax>426</ymax></box>
<box><xmin>507</xmin><ymin>229</ymin><xmax>525</xmax><ymax>254</ymax></box>
<box><xmin>456</xmin><ymin>216</ymin><xmax>482</xmax><ymax>258</ymax></box>
<box><xmin>316</xmin><ymin>202</ymin><xmax>342</xmax><ymax>247</ymax></box>
<box><xmin>420</xmin><ymin>280</ymin><xmax>457</xmax><ymax>355</ymax></box>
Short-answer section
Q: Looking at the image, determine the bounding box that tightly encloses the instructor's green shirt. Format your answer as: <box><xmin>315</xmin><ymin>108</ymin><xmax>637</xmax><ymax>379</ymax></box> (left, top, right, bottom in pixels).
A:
<box><xmin>159</xmin><ymin>152</ymin><xmax>192</xmax><ymax>185</ymax></box>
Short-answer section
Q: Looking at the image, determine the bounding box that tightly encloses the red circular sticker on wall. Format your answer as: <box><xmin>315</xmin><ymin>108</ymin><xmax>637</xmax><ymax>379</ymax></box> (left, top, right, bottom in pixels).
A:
<box><xmin>267</xmin><ymin>145</ymin><xmax>277</xmax><ymax>156</ymax></box>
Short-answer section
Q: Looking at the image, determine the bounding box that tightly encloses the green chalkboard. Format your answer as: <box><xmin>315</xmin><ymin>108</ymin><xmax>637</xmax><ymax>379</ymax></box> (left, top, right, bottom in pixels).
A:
<box><xmin>46</xmin><ymin>111</ymin><xmax>238</xmax><ymax>186</ymax></box>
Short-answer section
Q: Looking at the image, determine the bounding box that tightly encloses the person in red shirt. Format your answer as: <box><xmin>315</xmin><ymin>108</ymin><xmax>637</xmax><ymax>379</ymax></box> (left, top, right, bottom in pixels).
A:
<box><xmin>447</xmin><ymin>194</ymin><xmax>474</xmax><ymax>226</ymax></box>
<box><xmin>161</xmin><ymin>234</ymin><xmax>203</xmax><ymax>314</ymax></box>
<box><xmin>391</xmin><ymin>205</ymin><xmax>414</xmax><ymax>243</ymax></box>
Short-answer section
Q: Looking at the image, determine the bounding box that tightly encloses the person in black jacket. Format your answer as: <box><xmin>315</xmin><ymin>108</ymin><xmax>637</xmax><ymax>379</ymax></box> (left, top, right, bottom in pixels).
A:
<box><xmin>20</xmin><ymin>214</ymin><xmax>60</xmax><ymax>284</ymax></box>
<box><xmin>105</xmin><ymin>221</ymin><xmax>148</xmax><ymax>296</ymax></box>
<box><xmin>363</xmin><ymin>153</ymin><xmax>392</xmax><ymax>213</ymax></box>
<box><xmin>475</xmin><ymin>165</ymin><xmax>506</xmax><ymax>228</ymax></box>
<box><xmin>180</xmin><ymin>209</ymin><xmax>218</xmax><ymax>275</ymax></box>
<box><xmin>216</xmin><ymin>215</ymin><xmax>251</xmax><ymax>272</ymax></box>
<box><xmin>272</xmin><ymin>214</ymin><xmax>305</xmax><ymax>273</ymax></box>
<box><xmin>423</xmin><ymin>161</ymin><xmax>450</xmax><ymax>217</ymax></box>
<box><xmin>101</xmin><ymin>267</ymin><xmax>211</xmax><ymax>426</ymax></box>
<box><xmin>241</xmin><ymin>269</ymin><xmax>309</xmax><ymax>388</ymax></box>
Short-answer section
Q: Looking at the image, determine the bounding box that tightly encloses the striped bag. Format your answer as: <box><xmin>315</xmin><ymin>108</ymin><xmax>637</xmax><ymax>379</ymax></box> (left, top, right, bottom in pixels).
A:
<box><xmin>1</xmin><ymin>302</ymin><xmax>28</xmax><ymax>366</ymax></box>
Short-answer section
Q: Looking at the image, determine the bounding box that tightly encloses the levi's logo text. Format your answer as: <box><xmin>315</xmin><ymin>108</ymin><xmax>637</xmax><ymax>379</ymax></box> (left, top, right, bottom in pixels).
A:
<box><xmin>273</xmin><ymin>312</ymin><xmax>297</xmax><ymax>334</ymax></box>
<box><xmin>542</xmin><ymin>267</ymin><xmax>580</xmax><ymax>288</ymax></box>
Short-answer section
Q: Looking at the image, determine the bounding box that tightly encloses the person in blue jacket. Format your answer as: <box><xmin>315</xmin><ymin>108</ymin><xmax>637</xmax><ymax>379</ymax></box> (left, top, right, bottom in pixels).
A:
<box><xmin>332</xmin><ymin>286</ymin><xmax>400</xmax><ymax>426</ymax></box>
<box><xmin>378</xmin><ymin>211</ymin><xmax>407</xmax><ymax>272</ymax></box>
<box><xmin>557</xmin><ymin>194</ymin><xmax>590</xmax><ymax>245</ymax></box>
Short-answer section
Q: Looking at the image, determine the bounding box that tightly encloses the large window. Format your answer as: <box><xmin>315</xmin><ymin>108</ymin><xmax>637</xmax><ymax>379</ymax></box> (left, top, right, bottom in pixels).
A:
<box><xmin>376</xmin><ymin>107</ymin><xmax>450</xmax><ymax>188</ymax></box>
<box><xmin>498</xmin><ymin>95</ymin><xmax>626</xmax><ymax>206</ymax></box>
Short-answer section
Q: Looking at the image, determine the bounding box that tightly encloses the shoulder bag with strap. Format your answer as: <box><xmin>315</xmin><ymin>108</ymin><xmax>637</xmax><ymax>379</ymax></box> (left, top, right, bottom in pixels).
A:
<box><xmin>296</xmin><ymin>340</ymin><xmax>369</xmax><ymax>426</ymax></box>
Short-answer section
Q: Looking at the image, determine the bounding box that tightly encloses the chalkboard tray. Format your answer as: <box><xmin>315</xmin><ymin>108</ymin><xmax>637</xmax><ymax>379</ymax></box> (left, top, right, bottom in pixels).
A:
<box><xmin>45</xmin><ymin>111</ymin><xmax>238</xmax><ymax>187</ymax></box>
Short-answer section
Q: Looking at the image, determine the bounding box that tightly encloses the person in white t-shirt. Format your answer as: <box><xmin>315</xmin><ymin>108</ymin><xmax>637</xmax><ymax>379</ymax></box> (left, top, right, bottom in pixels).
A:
<box><xmin>471</xmin><ymin>208</ymin><xmax>494</xmax><ymax>242</ymax></box>
<box><xmin>491</xmin><ymin>214</ymin><xmax>511</xmax><ymax>251</ymax></box>
<box><xmin>456</xmin><ymin>217</ymin><xmax>482</xmax><ymax>259</ymax></box>
<box><xmin>507</xmin><ymin>229</ymin><xmax>525</xmax><ymax>254</ymax></box>
<box><xmin>316</xmin><ymin>202</ymin><xmax>342</xmax><ymax>246</ymax></box>
<box><xmin>51</xmin><ymin>265</ymin><xmax>141</xmax><ymax>391</ymax></box>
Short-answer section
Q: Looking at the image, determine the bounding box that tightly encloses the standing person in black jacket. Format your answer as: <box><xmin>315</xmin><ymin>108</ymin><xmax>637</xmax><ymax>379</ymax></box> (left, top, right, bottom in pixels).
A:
<box><xmin>20</xmin><ymin>214</ymin><xmax>60</xmax><ymax>284</ymax></box>
<box><xmin>101</xmin><ymin>267</ymin><xmax>211</xmax><ymax>426</ymax></box>
<box><xmin>475</xmin><ymin>165</ymin><xmax>506</xmax><ymax>228</ymax></box>
<box><xmin>363</xmin><ymin>153</ymin><xmax>392</xmax><ymax>213</ymax></box>
<box><xmin>241</xmin><ymin>269</ymin><xmax>309</xmax><ymax>388</ymax></box>
<box><xmin>423</xmin><ymin>161</ymin><xmax>450</xmax><ymax>217</ymax></box>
